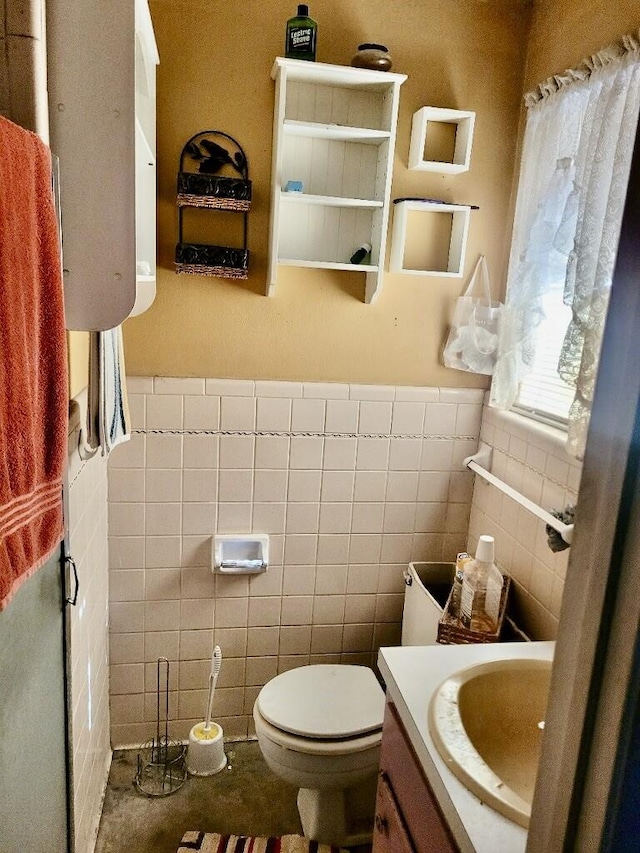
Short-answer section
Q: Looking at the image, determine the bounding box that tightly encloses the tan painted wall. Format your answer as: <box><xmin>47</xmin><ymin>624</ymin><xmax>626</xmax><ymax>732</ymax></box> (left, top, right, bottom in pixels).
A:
<box><xmin>122</xmin><ymin>0</ymin><xmax>531</xmax><ymax>386</ymax></box>
<box><xmin>524</xmin><ymin>0</ymin><xmax>640</xmax><ymax>92</ymax></box>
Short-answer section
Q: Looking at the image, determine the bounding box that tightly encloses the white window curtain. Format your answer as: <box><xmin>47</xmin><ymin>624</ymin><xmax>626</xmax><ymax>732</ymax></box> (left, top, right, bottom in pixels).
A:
<box><xmin>490</xmin><ymin>33</ymin><xmax>640</xmax><ymax>458</ymax></box>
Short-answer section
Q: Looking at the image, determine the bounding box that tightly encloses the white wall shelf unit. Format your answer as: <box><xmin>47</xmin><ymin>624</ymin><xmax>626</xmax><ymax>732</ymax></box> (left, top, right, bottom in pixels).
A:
<box><xmin>408</xmin><ymin>106</ymin><xmax>475</xmax><ymax>174</ymax></box>
<box><xmin>389</xmin><ymin>198</ymin><xmax>474</xmax><ymax>277</ymax></box>
<box><xmin>269</xmin><ymin>57</ymin><xmax>406</xmax><ymax>303</ymax></box>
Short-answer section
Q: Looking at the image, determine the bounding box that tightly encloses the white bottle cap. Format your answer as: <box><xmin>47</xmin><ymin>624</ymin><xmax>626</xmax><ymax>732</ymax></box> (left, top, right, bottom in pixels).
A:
<box><xmin>475</xmin><ymin>534</ymin><xmax>495</xmax><ymax>563</ymax></box>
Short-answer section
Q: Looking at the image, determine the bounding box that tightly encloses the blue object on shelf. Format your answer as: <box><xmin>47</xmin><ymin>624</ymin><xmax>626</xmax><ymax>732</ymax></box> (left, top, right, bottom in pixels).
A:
<box><xmin>285</xmin><ymin>180</ymin><xmax>303</xmax><ymax>192</ymax></box>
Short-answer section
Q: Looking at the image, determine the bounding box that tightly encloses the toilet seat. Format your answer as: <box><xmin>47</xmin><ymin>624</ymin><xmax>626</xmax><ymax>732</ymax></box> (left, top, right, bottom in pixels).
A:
<box><xmin>256</xmin><ymin>664</ymin><xmax>385</xmax><ymax>740</ymax></box>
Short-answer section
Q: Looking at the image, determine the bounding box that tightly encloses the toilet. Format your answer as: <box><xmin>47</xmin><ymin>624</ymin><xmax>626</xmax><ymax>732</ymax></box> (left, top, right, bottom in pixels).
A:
<box><xmin>253</xmin><ymin>664</ymin><xmax>385</xmax><ymax>846</ymax></box>
<box><xmin>254</xmin><ymin>561</ymin><xmax>448</xmax><ymax>845</ymax></box>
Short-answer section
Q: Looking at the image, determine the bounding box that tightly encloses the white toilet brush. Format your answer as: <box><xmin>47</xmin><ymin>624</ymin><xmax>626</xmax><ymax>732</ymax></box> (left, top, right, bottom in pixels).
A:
<box><xmin>186</xmin><ymin>645</ymin><xmax>227</xmax><ymax>776</ymax></box>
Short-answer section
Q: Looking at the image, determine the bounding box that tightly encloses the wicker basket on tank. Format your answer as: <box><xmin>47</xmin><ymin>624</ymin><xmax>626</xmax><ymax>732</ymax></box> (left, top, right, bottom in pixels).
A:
<box><xmin>437</xmin><ymin>574</ymin><xmax>511</xmax><ymax>645</ymax></box>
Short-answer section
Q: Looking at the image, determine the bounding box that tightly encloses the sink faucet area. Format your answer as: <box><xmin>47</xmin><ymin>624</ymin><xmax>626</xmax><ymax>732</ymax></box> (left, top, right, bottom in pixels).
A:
<box><xmin>428</xmin><ymin>657</ymin><xmax>552</xmax><ymax>827</ymax></box>
<box><xmin>377</xmin><ymin>641</ymin><xmax>555</xmax><ymax>853</ymax></box>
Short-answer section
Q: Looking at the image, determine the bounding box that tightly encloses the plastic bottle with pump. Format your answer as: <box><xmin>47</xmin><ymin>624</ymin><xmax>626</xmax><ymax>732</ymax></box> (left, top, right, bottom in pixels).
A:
<box><xmin>460</xmin><ymin>535</ymin><xmax>504</xmax><ymax>633</ymax></box>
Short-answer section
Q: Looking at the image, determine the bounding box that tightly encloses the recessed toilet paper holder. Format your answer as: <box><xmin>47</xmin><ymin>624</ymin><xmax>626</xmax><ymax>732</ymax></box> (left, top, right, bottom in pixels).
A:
<box><xmin>212</xmin><ymin>534</ymin><xmax>269</xmax><ymax>574</ymax></box>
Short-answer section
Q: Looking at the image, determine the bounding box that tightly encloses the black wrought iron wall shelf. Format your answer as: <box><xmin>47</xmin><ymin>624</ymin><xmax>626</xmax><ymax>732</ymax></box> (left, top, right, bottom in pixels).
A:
<box><xmin>175</xmin><ymin>130</ymin><xmax>251</xmax><ymax>280</ymax></box>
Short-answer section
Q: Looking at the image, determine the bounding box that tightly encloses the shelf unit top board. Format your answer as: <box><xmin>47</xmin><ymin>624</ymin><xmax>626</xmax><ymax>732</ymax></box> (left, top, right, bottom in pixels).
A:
<box><xmin>283</xmin><ymin>119</ymin><xmax>391</xmax><ymax>143</ymax></box>
<box><xmin>272</xmin><ymin>57</ymin><xmax>407</xmax><ymax>90</ymax></box>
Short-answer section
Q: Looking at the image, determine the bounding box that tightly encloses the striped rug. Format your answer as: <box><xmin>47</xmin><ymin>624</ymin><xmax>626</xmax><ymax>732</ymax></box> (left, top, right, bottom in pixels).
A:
<box><xmin>178</xmin><ymin>834</ymin><xmax>343</xmax><ymax>853</ymax></box>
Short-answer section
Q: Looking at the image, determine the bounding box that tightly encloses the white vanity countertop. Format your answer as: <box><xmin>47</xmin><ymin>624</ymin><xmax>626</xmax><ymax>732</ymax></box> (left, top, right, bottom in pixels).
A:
<box><xmin>378</xmin><ymin>641</ymin><xmax>555</xmax><ymax>853</ymax></box>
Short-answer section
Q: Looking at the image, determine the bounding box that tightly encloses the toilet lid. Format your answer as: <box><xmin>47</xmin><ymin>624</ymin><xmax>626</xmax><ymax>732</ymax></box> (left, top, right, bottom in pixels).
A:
<box><xmin>256</xmin><ymin>665</ymin><xmax>385</xmax><ymax>739</ymax></box>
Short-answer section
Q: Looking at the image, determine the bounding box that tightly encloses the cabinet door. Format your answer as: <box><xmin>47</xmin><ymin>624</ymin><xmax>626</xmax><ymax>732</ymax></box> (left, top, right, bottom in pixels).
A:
<box><xmin>373</xmin><ymin>772</ymin><xmax>416</xmax><ymax>853</ymax></box>
<box><xmin>379</xmin><ymin>702</ymin><xmax>458</xmax><ymax>853</ymax></box>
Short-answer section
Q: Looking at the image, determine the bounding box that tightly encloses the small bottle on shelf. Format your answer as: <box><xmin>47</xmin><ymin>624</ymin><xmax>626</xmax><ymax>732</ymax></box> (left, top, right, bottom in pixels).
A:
<box><xmin>460</xmin><ymin>535</ymin><xmax>504</xmax><ymax>633</ymax></box>
<box><xmin>285</xmin><ymin>5</ymin><xmax>317</xmax><ymax>62</ymax></box>
<box><xmin>350</xmin><ymin>242</ymin><xmax>372</xmax><ymax>264</ymax></box>
<box><xmin>449</xmin><ymin>552</ymin><xmax>472</xmax><ymax>621</ymax></box>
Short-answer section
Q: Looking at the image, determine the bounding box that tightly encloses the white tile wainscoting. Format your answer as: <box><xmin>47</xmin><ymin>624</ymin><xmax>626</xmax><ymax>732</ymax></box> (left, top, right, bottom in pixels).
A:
<box><xmin>468</xmin><ymin>405</ymin><xmax>582</xmax><ymax>640</ymax></box>
<box><xmin>106</xmin><ymin>378</ymin><xmax>483</xmax><ymax>746</ymax></box>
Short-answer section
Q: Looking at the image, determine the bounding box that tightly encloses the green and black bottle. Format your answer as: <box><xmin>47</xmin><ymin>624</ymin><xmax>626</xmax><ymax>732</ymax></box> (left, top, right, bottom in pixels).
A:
<box><xmin>285</xmin><ymin>4</ymin><xmax>317</xmax><ymax>62</ymax></box>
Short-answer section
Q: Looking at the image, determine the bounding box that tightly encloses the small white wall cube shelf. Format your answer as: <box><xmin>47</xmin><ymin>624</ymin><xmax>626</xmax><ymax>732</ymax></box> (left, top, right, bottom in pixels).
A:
<box><xmin>389</xmin><ymin>199</ymin><xmax>473</xmax><ymax>277</ymax></box>
<box><xmin>408</xmin><ymin>107</ymin><xmax>475</xmax><ymax>174</ymax></box>
<box><xmin>268</xmin><ymin>57</ymin><xmax>406</xmax><ymax>303</ymax></box>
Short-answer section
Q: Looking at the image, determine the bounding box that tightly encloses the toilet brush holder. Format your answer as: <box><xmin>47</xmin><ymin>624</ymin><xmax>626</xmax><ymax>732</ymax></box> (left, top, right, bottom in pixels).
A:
<box><xmin>187</xmin><ymin>722</ymin><xmax>227</xmax><ymax>776</ymax></box>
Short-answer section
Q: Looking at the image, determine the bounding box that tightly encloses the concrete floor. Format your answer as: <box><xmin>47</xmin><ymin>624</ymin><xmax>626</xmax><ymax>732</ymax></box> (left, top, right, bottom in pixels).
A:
<box><xmin>94</xmin><ymin>741</ymin><xmax>303</xmax><ymax>853</ymax></box>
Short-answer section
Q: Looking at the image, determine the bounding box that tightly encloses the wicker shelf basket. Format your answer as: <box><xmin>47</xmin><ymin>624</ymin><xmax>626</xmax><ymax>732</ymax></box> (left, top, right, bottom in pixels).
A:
<box><xmin>437</xmin><ymin>574</ymin><xmax>511</xmax><ymax>645</ymax></box>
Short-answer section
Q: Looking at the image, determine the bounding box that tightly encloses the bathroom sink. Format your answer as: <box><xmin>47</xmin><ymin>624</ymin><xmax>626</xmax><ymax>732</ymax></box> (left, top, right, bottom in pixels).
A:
<box><xmin>428</xmin><ymin>657</ymin><xmax>552</xmax><ymax>828</ymax></box>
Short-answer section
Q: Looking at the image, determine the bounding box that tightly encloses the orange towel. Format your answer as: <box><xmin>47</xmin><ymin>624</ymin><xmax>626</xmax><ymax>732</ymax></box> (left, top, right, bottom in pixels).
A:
<box><xmin>0</xmin><ymin>116</ymin><xmax>68</xmax><ymax>610</ymax></box>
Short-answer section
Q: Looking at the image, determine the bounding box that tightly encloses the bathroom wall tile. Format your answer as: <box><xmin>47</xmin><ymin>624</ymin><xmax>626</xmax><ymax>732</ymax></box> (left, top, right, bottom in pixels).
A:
<box><xmin>144</xmin><ymin>569</ymin><xmax>181</xmax><ymax>601</ymax></box>
<box><xmin>346</xmin><ymin>564</ymin><xmax>379</xmax><ymax>594</ymax></box>
<box><xmin>109</xmin><ymin>569</ymin><xmax>145</xmax><ymax>602</ymax></box>
<box><xmin>380</xmin><ymin>534</ymin><xmax>413</xmax><ymax>564</ymax></box>
<box><xmin>109</xmin><ymin>602</ymin><xmax>144</xmax><ymax>634</ymax></box>
<box><xmin>249</xmin><ymin>566</ymin><xmax>283</xmax><ymax>597</ymax></box>
<box><xmin>221</xmin><ymin>396</ymin><xmax>256</xmax><ymax>430</ymax></box>
<box><xmin>319</xmin><ymin>503</ymin><xmax>352</xmax><ymax>534</ymax></box>
<box><xmin>215</xmin><ymin>598</ymin><xmax>248</xmax><ymax>629</ymax></box>
<box><xmin>291</xmin><ymin>398</ymin><xmax>326</xmax><ymax>432</ymax></box>
<box><xmin>303</xmin><ymin>382</ymin><xmax>349</xmax><ymax>399</ymax></box>
<box><xmin>349</xmin><ymin>384</ymin><xmax>395</xmax><ymax>402</ymax></box>
<box><xmin>183</xmin><ymin>435</ymin><xmax>219</xmax><ymax>469</ymax></box>
<box><xmin>144</xmin><ymin>631</ymin><xmax>180</xmax><ymax>662</ymax></box>
<box><xmin>109</xmin><ymin>433</ymin><xmax>146</xmax><ymax>468</ymax></box>
<box><xmin>184</xmin><ymin>395</ymin><xmax>220</xmax><ymax>430</ymax></box>
<box><xmin>128</xmin><ymin>376</ymin><xmax>154</xmax><ymax>394</ymax></box>
<box><xmin>255</xmin><ymin>435</ymin><xmax>290</xmax><ymax>469</ymax></box>
<box><xmin>351</xmin><ymin>503</ymin><xmax>384</xmax><ymax>534</ymax></box>
<box><xmin>110</xmin><ymin>694</ymin><xmax>145</xmax><ymax>726</ymax></box>
<box><xmin>215</xmin><ymin>575</ymin><xmax>249</xmax><ymax>599</ymax></box>
<box><xmin>154</xmin><ymin>377</ymin><xmax>204</xmax><ymax>395</ymax></box>
<box><xmin>181</xmin><ymin>538</ymin><xmax>212</xmax><ymax>569</ymax></box>
<box><xmin>284</xmin><ymin>534</ymin><xmax>317</xmax><ymax>566</ymax></box>
<box><xmin>180</xmin><ymin>598</ymin><xmax>214</xmax><ymax>631</ymax></box>
<box><xmin>213</xmin><ymin>627</ymin><xmax>248</xmax><ymax>658</ymax></box>
<box><xmin>439</xmin><ymin>387</ymin><xmax>485</xmax><ymax>404</ymax></box>
<box><xmin>323</xmin><ymin>437</ymin><xmax>357</xmax><ymax>470</ymax></box>
<box><xmin>180</xmin><ymin>629</ymin><xmax>215</xmax><ymax>660</ymax></box>
<box><xmin>180</xmin><ymin>566</ymin><xmax>216</xmax><ymax>600</ymax></box>
<box><xmin>391</xmin><ymin>402</ymin><xmax>425</xmax><ymax>435</ymax></box>
<box><xmin>109</xmin><ymin>633</ymin><xmax>144</xmax><ymax>664</ymax></box>
<box><xmin>218</xmin><ymin>469</ymin><xmax>253</xmax><ymax>503</ymax></box>
<box><xmin>290</xmin><ymin>436</ymin><xmax>324</xmax><ymax>469</ymax></box>
<box><xmin>217</xmin><ymin>502</ymin><xmax>252</xmax><ymax>533</ymax></box>
<box><xmin>388</xmin><ymin>438</ymin><xmax>422</xmax><ymax>471</ymax></box>
<box><xmin>353</xmin><ymin>471</ymin><xmax>387</xmax><ymax>502</ymax></box>
<box><xmin>206</xmin><ymin>379</ymin><xmax>255</xmax><ymax>396</ymax></box>
<box><xmin>109</xmin><ymin>502</ymin><xmax>144</xmax><ymax>537</ymax></box>
<box><xmin>254</xmin><ymin>470</ymin><xmax>288</xmax><ymax>502</ymax></box>
<box><xmin>377</xmin><ymin>564</ymin><xmax>405</xmax><ymax>594</ymax></box>
<box><xmin>281</xmin><ymin>595</ymin><xmax>313</xmax><ymax>626</ymax></box>
<box><xmin>313</xmin><ymin>595</ymin><xmax>345</xmax><ymax>624</ymax></box>
<box><xmin>109</xmin><ymin>537</ymin><xmax>145</xmax><ymax>570</ymax></box>
<box><xmin>245</xmin><ymin>656</ymin><xmax>279</xmax><ymax>686</ymax></box>
<box><xmin>311</xmin><ymin>625</ymin><xmax>343</xmax><ymax>654</ymax></box>
<box><xmin>356</xmin><ymin>438</ymin><xmax>389</xmax><ymax>470</ymax></box>
<box><xmin>108</xmin><ymin>469</ymin><xmax>145</xmax><ymax>503</ymax></box>
<box><xmin>358</xmin><ymin>401</ymin><xmax>392</xmax><ymax>434</ymax></box>
<box><xmin>386</xmin><ymin>471</ymin><xmax>419</xmax><ymax>502</ymax></box>
<box><xmin>182</xmin><ymin>503</ymin><xmax>216</xmax><ymax>536</ymax></box>
<box><xmin>375</xmin><ymin>593</ymin><xmax>404</xmax><ymax>623</ymax></box>
<box><xmin>219</xmin><ymin>435</ymin><xmax>255</xmax><ymax>469</ymax></box>
<box><xmin>179</xmin><ymin>659</ymin><xmax>210</xmax><ymax>691</ymax></box>
<box><xmin>248</xmin><ymin>597</ymin><xmax>282</xmax><ymax>627</ymax></box>
<box><xmin>144</xmin><ymin>536</ymin><xmax>182</xmax><ymax>569</ymax></box>
<box><xmin>146</xmin><ymin>469</ymin><xmax>182</xmax><ymax>503</ymax></box>
<box><xmin>424</xmin><ymin>403</ymin><xmax>457</xmax><ymax>435</ymax></box>
<box><xmin>110</xmin><ymin>663</ymin><xmax>145</xmax><ymax>696</ymax></box>
<box><xmin>342</xmin><ymin>623</ymin><xmax>373</xmax><ymax>652</ymax></box>
<box><xmin>344</xmin><ymin>593</ymin><xmax>377</xmax><ymax>623</ymax></box>
<box><xmin>317</xmin><ymin>534</ymin><xmax>350</xmax><ymax>565</ymax></box>
<box><xmin>128</xmin><ymin>394</ymin><xmax>146</xmax><ymax>430</ymax></box>
<box><xmin>247</xmin><ymin>627</ymin><xmax>280</xmax><ymax>656</ymax></box>
<box><xmin>256</xmin><ymin>397</ymin><xmax>292</xmax><ymax>432</ymax></box>
<box><xmin>255</xmin><ymin>380</ymin><xmax>303</xmax><ymax>398</ymax></box>
<box><xmin>348</xmin><ymin>534</ymin><xmax>382</xmax><ymax>564</ymax></box>
<box><xmin>315</xmin><ymin>564</ymin><xmax>348</xmax><ymax>595</ymax></box>
<box><xmin>252</xmin><ymin>502</ymin><xmax>286</xmax><ymax>534</ymax></box>
<box><xmin>321</xmin><ymin>470</ymin><xmax>354</xmax><ymax>502</ymax></box>
<box><xmin>279</xmin><ymin>626</ymin><xmax>312</xmax><ymax>656</ymax></box>
<box><xmin>182</xmin><ymin>469</ymin><xmax>217</xmax><ymax>504</ymax></box>
<box><xmin>414</xmin><ymin>502</ymin><xmax>448</xmax><ymax>533</ymax></box>
<box><xmin>144</xmin><ymin>600</ymin><xmax>180</xmax><ymax>632</ymax></box>
<box><xmin>288</xmin><ymin>470</ymin><xmax>322</xmax><ymax>502</ymax></box>
<box><xmin>383</xmin><ymin>504</ymin><xmax>416</xmax><ymax>534</ymax></box>
<box><xmin>325</xmin><ymin>400</ymin><xmax>359</xmax><ymax>434</ymax></box>
<box><xmin>146</xmin><ymin>503</ymin><xmax>181</xmax><ymax>536</ymax></box>
<box><xmin>146</xmin><ymin>395</ymin><xmax>183</xmax><ymax>430</ymax></box>
<box><xmin>286</xmin><ymin>503</ymin><xmax>320</xmax><ymax>534</ymax></box>
<box><xmin>283</xmin><ymin>565</ymin><xmax>316</xmax><ymax>596</ymax></box>
<box><xmin>394</xmin><ymin>386</ymin><xmax>440</xmax><ymax>402</ymax></box>
<box><xmin>420</xmin><ymin>439</ymin><xmax>454</xmax><ymax>471</ymax></box>
<box><xmin>146</xmin><ymin>434</ymin><xmax>182</xmax><ymax>469</ymax></box>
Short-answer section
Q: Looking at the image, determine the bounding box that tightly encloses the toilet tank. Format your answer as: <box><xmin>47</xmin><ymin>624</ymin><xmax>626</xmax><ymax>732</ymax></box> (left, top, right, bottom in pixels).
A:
<box><xmin>401</xmin><ymin>562</ymin><xmax>455</xmax><ymax>645</ymax></box>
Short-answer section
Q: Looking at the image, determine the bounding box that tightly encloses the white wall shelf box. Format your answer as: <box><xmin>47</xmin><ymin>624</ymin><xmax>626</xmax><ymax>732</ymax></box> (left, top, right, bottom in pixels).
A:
<box><xmin>389</xmin><ymin>199</ymin><xmax>473</xmax><ymax>277</ymax></box>
<box><xmin>408</xmin><ymin>107</ymin><xmax>475</xmax><ymax>174</ymax></box>
<box><xmin>269</xmin><ymin>57</ymin><xmax>406</xmax><ymax>303</ymax></box>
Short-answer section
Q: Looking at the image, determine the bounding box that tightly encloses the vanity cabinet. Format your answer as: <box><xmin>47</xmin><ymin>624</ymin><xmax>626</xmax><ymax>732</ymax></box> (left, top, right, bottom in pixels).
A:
<box><xmin>268</xmin><ymin>57</ymin><xmax>406</xmax><ymax>303</ymax></box>
<box><xmin>373</xmin><ymin>701</ymin><xmax>459</xmax><ymax>853</ymax></box>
